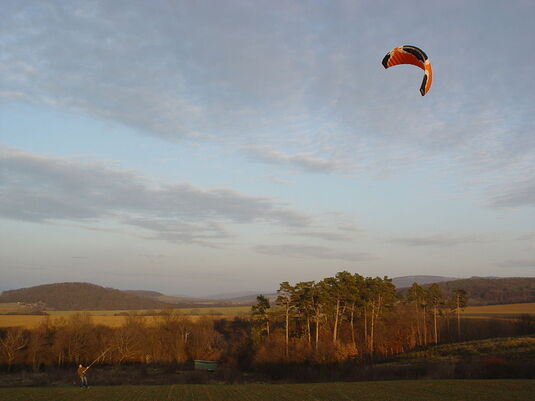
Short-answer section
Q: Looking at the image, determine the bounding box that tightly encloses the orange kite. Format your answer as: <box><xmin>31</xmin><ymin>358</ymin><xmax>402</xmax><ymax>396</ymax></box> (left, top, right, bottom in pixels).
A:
<box><xmin>382</xmin><ymin>45</ymin><xmax>433</xmax><ymax>96</ymax></box>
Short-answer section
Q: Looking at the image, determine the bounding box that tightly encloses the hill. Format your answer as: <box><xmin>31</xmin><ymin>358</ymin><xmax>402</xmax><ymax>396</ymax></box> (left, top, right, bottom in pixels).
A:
<box><xmin>436</xmin><ymin>277</ymin><xmax>535</xmax><ymax>305</ymax></box>
<box><xmin>398</xmin><ymin>277</ymin><xmax>535</xmax><ymax>306</ymax></box>
<box><xmin>392</xmin><ymin>275</ymin><xmax>458</xmax><ymax>288</ymax></box>
<box><xmin>124</xmin><ymin>290</ymin><xmax>164</xmax><ymax>298</ymax></box>
<box><xmin>0</xmin><ymin>282</ymin><xmax>172</xmax><ymax>310</ymax></box>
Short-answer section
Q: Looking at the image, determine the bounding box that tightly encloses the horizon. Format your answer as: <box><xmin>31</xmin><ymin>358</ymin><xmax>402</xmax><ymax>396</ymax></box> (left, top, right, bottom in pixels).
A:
<box><xmin>1</xmin><ymin>274</ymin><xmax>528</xmax><ymax>299</ymax></box>
<box><xmin>1</xmin><ymin>1</ymin><xmax>534</xmax><ymax>295</ymax></box>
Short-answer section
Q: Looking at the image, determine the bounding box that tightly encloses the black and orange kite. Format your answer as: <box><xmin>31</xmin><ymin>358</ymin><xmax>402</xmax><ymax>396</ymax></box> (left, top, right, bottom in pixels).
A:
<box><xmin>382</xmin><ymin>45</ymin><xmax>432</xmax><ymax>96</ymax></box>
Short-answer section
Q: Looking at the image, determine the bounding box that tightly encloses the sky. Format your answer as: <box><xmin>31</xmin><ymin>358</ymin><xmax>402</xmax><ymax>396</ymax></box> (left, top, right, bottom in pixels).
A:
<box><xmin>1</xmin><ymin>0</ymin><xmax>534</xmax><ymax>297</ymax></box>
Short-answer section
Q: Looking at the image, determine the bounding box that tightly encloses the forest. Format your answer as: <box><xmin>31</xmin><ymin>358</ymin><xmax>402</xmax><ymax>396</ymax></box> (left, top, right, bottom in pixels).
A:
<box><xmin>0</xmin><ymin>283</ymin><xmax>170</xmax><ymax>311</ymax></box>
<box><xmin>2</xmin><ymin>271</ymin><xmax>534</xmax><ymax>384</ymax></box>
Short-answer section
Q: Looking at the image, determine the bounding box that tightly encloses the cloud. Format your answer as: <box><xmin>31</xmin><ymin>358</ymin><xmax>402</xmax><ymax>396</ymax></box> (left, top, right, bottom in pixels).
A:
<box><xmin>391</xmin><ymin>234</ymin><xmax>493</xmax><ymax>248</ymax></box>
<box><xmin>1</xmin><ymin>1</ymin><xmax>534</xmax><ymax>203</ymax></box>
<box><xmin>123</xmin><ymin>218</ymin><xmax>235</xmax><ymax>248</ymax></box>
<box><xmin>243</xmin><ymin>145</ymin><xmax>349</xmax><ymax>173</ymax></box>
<box><xmin>0</xmin><ymin>147</ymin><xmax>312</xmax><ymax>246</ymax></box>
<box><xmin>290</xmin><ymin>230</ymin><xmax>353</xmax><ymax>242</ymax></box>
<box><xmin>253</xmin><ymin>244</ymin><xmax>374</xmax><ymax>262</ymax></box>
<box><xmin>486</xmin><ymin>176</ymin><xmax>535</xmax><ymax>208</ymax></box>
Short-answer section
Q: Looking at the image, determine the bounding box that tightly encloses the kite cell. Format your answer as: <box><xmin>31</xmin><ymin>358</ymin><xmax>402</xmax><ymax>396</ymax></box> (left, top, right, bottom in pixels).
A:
<box><xmin>382</xmin><ymin>45</ymin><xmax>433</xmax><ymax>96</ymax></box>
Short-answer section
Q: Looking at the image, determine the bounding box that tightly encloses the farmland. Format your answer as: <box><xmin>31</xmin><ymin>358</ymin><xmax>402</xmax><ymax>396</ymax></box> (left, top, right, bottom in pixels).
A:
<box><xmin>462</xmin><ymin>302</ymin><xmax>535</xmax><ymax>317</ymax></box>
<box><xmin>2</xmin><ymin>302</ymin><xmax>533</xmax><ymax>329</ymax></box>
<box><xmin>1</xmin><ymin>380</ymin><xmax>535</xmax><ymax>401</ymax></box>
<box><xmin>0</xmin><ymin>304</ymin><xmax>252</xmax><ymax>328</ymax></box>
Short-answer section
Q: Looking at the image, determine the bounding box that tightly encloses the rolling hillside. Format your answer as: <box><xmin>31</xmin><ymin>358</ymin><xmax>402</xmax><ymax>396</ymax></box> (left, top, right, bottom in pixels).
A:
<box><xmin>398</xmin><ymin>277</ymin><xmax>535</xmax><ymax>306</ymax></box>
<box><xmin>435</xmin><ymin>277</ymin><xmax>535</xmax><ymax>305</ymax></box>
<box><xmin>0</xmin><ymin>282</ymin><xmax>172</xmax><ymax>310</ymax></box>
<box><xmin>392</xmin><ymin>275</ymin><xmax>458</xmax><ymax>288</ymax></box>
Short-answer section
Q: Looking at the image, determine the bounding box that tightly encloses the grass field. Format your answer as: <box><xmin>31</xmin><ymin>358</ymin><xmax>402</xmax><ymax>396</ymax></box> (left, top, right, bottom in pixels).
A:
<box><xmin>0</xmin><ymin>315</ymin><xmax>130</xmax><ymax>328</ymax></box>
<box><xmin>0</xmin><ymin>304</ymin><xmax>252</xmax><ymax>328</ymax></box>
<box><xmin>1</xmin><ymin>380</ymin><xmax>534</xmax><ymax>401</ymax></box>
<box><xmin>462</xmin><ymin>303</ymin><xmax>535</xmax><ymax>317</ymax></box>
<box><xmin>1</xmin><ymin>302</ymin><xmax>532</xmax><ymax>329</ymax></box>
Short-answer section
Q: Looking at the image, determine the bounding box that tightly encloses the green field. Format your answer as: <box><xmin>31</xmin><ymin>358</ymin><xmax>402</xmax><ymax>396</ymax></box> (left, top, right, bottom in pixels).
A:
<box><xmin>1</xmin><ymin>380</ymin><xmax>535</xmax><ymax>401</ymax></box>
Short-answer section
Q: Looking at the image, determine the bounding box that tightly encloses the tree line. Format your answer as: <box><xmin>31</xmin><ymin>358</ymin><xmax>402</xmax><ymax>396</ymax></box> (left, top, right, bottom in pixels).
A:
<box><xmin>3</xmin><ymin>271</ymin><xmax>533</xmax><ymax>374</ymax></box>
<box><xmin>251</xmin><ymin>272</ymin><xmax>468</xmax><ymax>364</ymax></box>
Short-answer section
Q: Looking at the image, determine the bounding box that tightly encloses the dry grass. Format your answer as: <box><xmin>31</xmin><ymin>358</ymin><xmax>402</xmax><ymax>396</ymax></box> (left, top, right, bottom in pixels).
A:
<box><xmin>0</xmin><ymin>315</ymin><xmax>127</xmax><ymax>328</ymax></box>
<box><xmin>0</xmin><ymin>312</ymin><xmax>248</xmax><ymax>329</ymax></box>
<box><xmin>0</xmin><ymin>302</ymin><xmax>252</xmax><ymax>329</ymax></box>
<box><xmin>462</xmin><ymin>303</ymin><xmax>535</xmax><ymax>317</ymax></box>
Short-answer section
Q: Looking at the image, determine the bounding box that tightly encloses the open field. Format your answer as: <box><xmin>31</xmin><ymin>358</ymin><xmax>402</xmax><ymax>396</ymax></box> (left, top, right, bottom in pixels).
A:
<box><xmin>0</xmin><ymin>315</ymin><xmax>225</xmax><ymax>329</ymax></box>
<box><xmin>0</xmin><ymin>304</ymin><xmax>252</xmax><ymax>328</ymax></box>
<box><xmin>0</xmin><ymin>310</ymin><xmax>251</xmax><ymax>328</ymax></box>
<box><xmin>0</xmin><ymin>303</ymin><xmax>24</xmax><ymax>312</ymax></box>
<box><xmin>0</xmin><ymin>315</ymin><xmax>129</xmax><ymax>328</ymax></box>
<box><xmin>462</xmin><ymin>303</ymin><xmax>535</xmax><ymax>317</ymax></box>
<box><xmin>1</xmin><ymin>302</ymin><xmax>532</xmax><ymax>329</ymax></box>
<box><xmin>1</xmin><ymin>380</ymin><xmax>535</xmax><ymax>401</ymax></box>
<box><xmin>0</xmin><ymin>302</ymin><xmax>251</xmax><ymax>316</ymax></box>
<box><xmin>44</xmin><ymin>305</ymin><xmax>252</xmax><ymax>317</ymax></box>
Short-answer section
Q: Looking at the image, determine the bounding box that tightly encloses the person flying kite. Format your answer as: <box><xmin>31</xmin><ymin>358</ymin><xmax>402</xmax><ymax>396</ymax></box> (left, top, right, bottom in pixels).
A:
<box><xmin>77</xmin><ymin>364</ymin><xmax>88</xmax><ymax>388</ymax></box>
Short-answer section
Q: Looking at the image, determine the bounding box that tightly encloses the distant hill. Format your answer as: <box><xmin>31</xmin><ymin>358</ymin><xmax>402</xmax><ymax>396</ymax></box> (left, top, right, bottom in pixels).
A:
<box><xmin>124</xmin><ymin>290</ymin><xmax>164</xmax><ymax>299</ymax></box>
<box><xmin>204</xmin><ymin>290</ymin><xmax>274</xmax><ymax>300</ymax></box>
<box><xmin>0</xmin><ymin>282</ymin><xmax>172</xmax><ymax>310</ymax></box>
<box><xmin>392</xmin><ymin>275</ymin><xmax>458</xmax><ymax>288</ymax></box>
<box><xmin>397</xmin><ymin>277</ymin><xmax>535</xmax><ymax>306</ymax></box>
<box><xmin>433</xmin><ymin>277</ymin><xmax>535</xmax><ymax>306</ymax></box>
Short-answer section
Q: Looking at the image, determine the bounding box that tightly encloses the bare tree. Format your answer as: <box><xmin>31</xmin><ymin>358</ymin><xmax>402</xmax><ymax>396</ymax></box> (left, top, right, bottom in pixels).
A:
<box><xmin>1</xmin><ymin>328</ymin><xmax>28</xmax><ymax>371</ymax></box>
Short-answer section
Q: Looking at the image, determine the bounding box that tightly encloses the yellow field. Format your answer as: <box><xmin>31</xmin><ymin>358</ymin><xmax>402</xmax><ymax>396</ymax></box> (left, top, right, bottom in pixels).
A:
<box><xmin>0</xmin><ymin>313</ymin><xmax>250</xmax><ymax>328</ymax></box>
<box><xmin>0</xmin><ymin>303</ymin><xmax>25</xmax><ymax>312</ymax></box>
<box><xmin>462</xmin><ymin>303</ymin><xmax>535</xmax><ymax>316</ymax></box>
<box><xmin>0</xmin><ymin>304</ymin><xmax>252</xmax><ymax>328</ymax></box>
<box><xmin>41</xmin><ymin>305</ymin><xmax>252</xmax><ymax>317</ymax></box>
<box><xmin>0</xmin><ymin>315</ymin><xmax>127</xmax><ymax>328</ymax></box>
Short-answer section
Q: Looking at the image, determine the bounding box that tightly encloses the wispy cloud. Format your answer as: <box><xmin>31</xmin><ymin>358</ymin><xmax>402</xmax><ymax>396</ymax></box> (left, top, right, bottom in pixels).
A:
<box><xmin>3</xmin><ymin>1</ymin><xmax>533</xmax><ymax>192</ymax></box>
<box><xmin>391</xmin><ymin>234</ymin><xmax>493</xmax><ymax>248</ymax></box>
<box><xmin>290</xmin><ymin>230</ymin><xmax>353</xmax><ymax>242</ymax></box>
<box><xmin>0</xmin><ymin>147</ymin><xmax>312</xmax><ymax>246</ymax></box>
<box><xmin>487</xmin><ymin>177</ymin><xmax>535</xmax><ymax>208</ymax></box>
<box><xmin>243</xmin><ymin>145</ymin><xmax>349</xmax><ymax>173</ymax></box>
<box><xmin>253</xmin><ymin>244</ymin><xmax>374</xmax><ymax>262</ymax></box>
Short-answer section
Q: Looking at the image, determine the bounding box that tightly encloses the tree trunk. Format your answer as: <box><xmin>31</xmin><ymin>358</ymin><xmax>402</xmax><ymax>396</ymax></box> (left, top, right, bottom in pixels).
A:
<box><xmin>306</xmin><ymin>315</ymin><xmax>311</xmax><ymax>345</ymax></box>
<box><xmin>457</xmin><ymin>295</ymin><xmax>461</xmax><ymax>341</ymax></box>
<box><xmin>415</xmin><ymin>302</ymin><xmax>421</xmax><ymax>345</ymax></box>
<box><xmin>423</xmin><ymin>305</ymin><xmax>427</xmax><ymax>345</ymax></box>
<box><xmin>364</xmin><ymin>305</ymin><xmax>368</xmax><ymax>352</ymax></box>
<box><xmin>370</xmin><ymin>302</ymin><xmax>375</xmax><ymax>356</ymax></box>
<box><xmin>332</xmin><ymin>298</ymin><xmax>340</xmax><ymax>343</ymax></box>
<box><xmin>285</xmin><ymin>306</ymin><xmax>289</xmax><ymax>358</ymax></box>
<box><xmin>350</xmin><ymin>303</ymin><xmax>356</xmax><ymax>347</ymax></box>
<box><xmin>433</xmin><ymin>305</ymin><xmax>438</xmax><ymax>344</ymax></box>
<box><xmin>315</xmin><ymin>313</ymin><xmax>320</xmax><ymax>351</ymax></box>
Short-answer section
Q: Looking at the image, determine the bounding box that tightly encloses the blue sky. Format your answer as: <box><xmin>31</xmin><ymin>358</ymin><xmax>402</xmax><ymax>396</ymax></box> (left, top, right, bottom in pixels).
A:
<box><xmin>1</xmin><ymin>0</ymin><xmax>534</xmax><ymax>296</ymax></box>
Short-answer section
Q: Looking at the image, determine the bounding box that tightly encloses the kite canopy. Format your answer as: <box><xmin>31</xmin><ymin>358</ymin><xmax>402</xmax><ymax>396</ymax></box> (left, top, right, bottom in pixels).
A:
<box><xmin>382</xmin><ymin>45</ymin><xmax>432</xmax><ymax>96</ymax></box>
